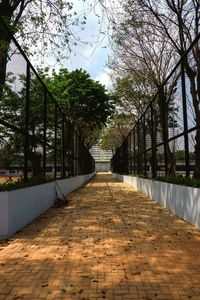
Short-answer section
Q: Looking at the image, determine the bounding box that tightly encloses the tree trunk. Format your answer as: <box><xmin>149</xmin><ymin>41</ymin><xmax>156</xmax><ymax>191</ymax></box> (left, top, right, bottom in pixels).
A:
<box><xmin>184</xmin><ymin>59</ymin><xmax>200</xmax><ymax>179</ymax></box>
<box><xmin>194</xmin><ymin>63</ymin><xmax>200</xmax><ymax>178</ymax></box>
<box><xmin>148</xmin><ymin>107</ymin><xmax>158</xmax><ymax>179</ymax></box>
<box><xmin>158</xmin><ymin>88</ymin><xmax>176</xmax><ymax>176</ymax></box>
<box><xmin>194</xmin><ymin>127</ymin><xmax>200</xmax><ymax>178</ymax></box>
<box><xmin>28</xmin><ymin>152</ymin><xmax>42</xmax><ymax>177</ymax></box>
<box><xmin>166</xmin><ymin>144</ymin><xmax>176</xmax><ymax>175</ymax></box>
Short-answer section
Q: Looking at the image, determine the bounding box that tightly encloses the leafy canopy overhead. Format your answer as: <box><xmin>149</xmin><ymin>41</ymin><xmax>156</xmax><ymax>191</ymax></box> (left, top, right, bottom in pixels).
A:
<box><xmin>0</xmin><ymin>1</ymin><xmax>85</xmax><ymax>57</ymax></box>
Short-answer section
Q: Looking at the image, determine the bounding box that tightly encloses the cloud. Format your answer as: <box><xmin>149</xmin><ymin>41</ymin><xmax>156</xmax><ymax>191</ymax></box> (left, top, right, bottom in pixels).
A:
<box><xmin>60</xmin><ymin>0</ymin><xmax>110</xmax><ymax>76</ymax></box>
<box><xmin>8</xmin><ymin>0</ymin><xmax>113</xmax><ymax>91</ymax></box>
<box><xmin>95</xmin><ymin>68</ymin><xmax>113</xmax><ymax>89</ymax></box>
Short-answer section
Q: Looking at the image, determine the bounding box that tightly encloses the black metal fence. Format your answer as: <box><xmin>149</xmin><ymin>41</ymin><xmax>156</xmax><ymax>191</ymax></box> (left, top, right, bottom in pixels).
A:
<box><xmin>111</xmin><ymin>32</ymin><xmax>200</xmax><ymax>179</ymax></box>
<box><xmin>0</xmin><ymin>18</ymin><xmax>95</xmax><ymax>182</ymax></box>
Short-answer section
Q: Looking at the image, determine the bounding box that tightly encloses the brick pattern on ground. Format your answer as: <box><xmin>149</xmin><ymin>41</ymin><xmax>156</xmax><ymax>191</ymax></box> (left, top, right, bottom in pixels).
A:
<box><xmin>0</xmin><ymin>173</ymin><xmax>200</xmax><ymax>300</ymax></box>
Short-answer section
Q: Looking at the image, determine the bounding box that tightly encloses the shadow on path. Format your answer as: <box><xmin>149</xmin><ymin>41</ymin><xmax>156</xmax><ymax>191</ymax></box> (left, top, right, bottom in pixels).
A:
<box><xmin>0</xmin><ymin>173</ymin><xmax>200</xmax><ymax>300</ymax></box>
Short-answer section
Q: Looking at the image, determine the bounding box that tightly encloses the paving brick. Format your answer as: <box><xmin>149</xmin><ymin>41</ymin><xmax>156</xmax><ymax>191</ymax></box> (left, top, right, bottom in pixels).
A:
<box><xmin>0</xmin><ymin>173</ymin><xmax>200</xmax><ymax>299</ymax></box>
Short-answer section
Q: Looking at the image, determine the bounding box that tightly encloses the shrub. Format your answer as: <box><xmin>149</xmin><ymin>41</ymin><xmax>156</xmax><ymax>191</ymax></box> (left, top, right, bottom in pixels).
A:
<box><xmin>0</xmin><ymin>176</ymin><xmax>53</xmax><ymax>192</ymax></box>
<box><xmin>157</xmin><ymin>175</ymin><xmax>200</xmax><ymax>188</ymax></box>
<box><xmin>131</xmin><ymin>172</ymin><xmax>145</xmax><ymax>178</ymax></box>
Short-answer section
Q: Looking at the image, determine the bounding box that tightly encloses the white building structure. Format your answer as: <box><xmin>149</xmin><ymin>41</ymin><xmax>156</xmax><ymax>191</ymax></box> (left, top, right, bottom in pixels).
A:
<box><xmin>90</xmin><ymin>143</ymin><xmax>112</xmax><ymax>172</ymax></box>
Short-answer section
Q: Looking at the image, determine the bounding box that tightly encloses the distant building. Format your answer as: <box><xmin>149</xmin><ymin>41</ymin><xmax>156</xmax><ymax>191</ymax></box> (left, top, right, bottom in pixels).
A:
<box><xmin>90</xmin><ymin>143</ymin><xmax>112</xmax><ymax>172</ymax></box>
<box><xmin>145</xmin><ymin>127</ymin><xmax>180</xmax><ymax>152</ymax></box>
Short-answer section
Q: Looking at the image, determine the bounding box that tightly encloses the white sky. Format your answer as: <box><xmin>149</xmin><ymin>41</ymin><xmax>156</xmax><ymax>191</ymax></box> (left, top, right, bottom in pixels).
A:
<box><xmin>46</xmin><ymin>0</ymin><xmax>113</xmax><ymax>89</ymax></box>
<box><xmin>7</xmin><ymin>0</ymin><xmax>118</xmax><ymax>90</ymax></box>
<box><xmin>63</xmin><ymin>0</ymin><xmax>113</xmax><ymax>89</ymax></box>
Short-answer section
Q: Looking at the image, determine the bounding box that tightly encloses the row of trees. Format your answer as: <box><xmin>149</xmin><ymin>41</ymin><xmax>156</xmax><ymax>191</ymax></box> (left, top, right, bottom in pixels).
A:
<box><xmin>102</xmin><ymin>0</ymin><xmax>200</xmax><ymax>178</ymax></box>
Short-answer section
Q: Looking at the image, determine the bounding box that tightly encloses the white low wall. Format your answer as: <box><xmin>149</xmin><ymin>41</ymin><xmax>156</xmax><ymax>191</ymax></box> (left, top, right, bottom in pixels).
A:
<box><xmin>55</xmin><ymin>173</ymin><xmax>95</xmax><ymax>199</ymax></box>
<box><xmin>0</xmin><ymin>172</ymin><xmax>95</xmax><ymax>239</ymax></box>
<box><xmin>113</xmin><ymin>173</ymin><xmax>200</xmax><ymax>229</ymax></box>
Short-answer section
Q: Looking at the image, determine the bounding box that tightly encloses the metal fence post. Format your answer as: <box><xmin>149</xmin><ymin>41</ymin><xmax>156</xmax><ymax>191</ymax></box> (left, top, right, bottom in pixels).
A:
<box><xmin>71</xmin><ymin>131</ymin><xmax>74</xmax><ymax>176</ymax></box>
<box><xmin>43</xmin><ymin>90</ymin><xmax>47</xmax><ymax>177</ymax></box>
<box><xmin>143</xmin><ymin>115</ymin><xmax>147</xmax><ymax>177</ymax></box>
<box><xmin>130</xmin><ymin>134</ymin><xmax>132</xmax><ymax>173</ymax></box>
<box><xmin>68</xmin><ymin>126</ymin><xmax>72</xmax><ymax>177</ymax></box>
<box><xmin>181</xmin><ymin>60</ymin><xmax>190</xmax><ymax>177</ymax></box>
<box><xmin>137</xmin><ymin>123</ymin><xmax>141</xmax><ymax>173</ymax></box>
<box><xmin>133</xmin><ymin>129</ymin><xmax>136</xmax><ymax>173</ymax></box>
<box><xmin>24</xmin><ymin>63</ymin><xmax>30</xmax><ymax>182</ymax></box>
<box><xmin>126</xmin><ymin>138</ymin><xmax>129</xmax><ymax>173</ymax></box>
<box><xmin>54</xmin><ymin>104</ymin><xmax>57</xmax><ymax>180</ymax></box>
<box><xmin>159</xmin><ymin>86</ymin><xmax>168</xmax><ymax>175</ymax></box>
<box><xmin>75</xmin><ymin>134</ymin><xmax>78</xmax><ymax>176</ymax></box>
<box><xmin>76</xmin><ymin>135</ymin><xmax>79</xmax><ymax>175</ymax></box>
<box><xmin>122</xmin><ymin>140</ymin><xmax>127</xmax><ymax>174</ymax></box>
<box><xmin>61</xmin><ymin>116</ymin><xmax>65</xmax><ymax>178</ymax></box>
<box><xmin>151</xmin><ymin>103</ymin><xmax>157</xmax><ymax>178</ymax></box>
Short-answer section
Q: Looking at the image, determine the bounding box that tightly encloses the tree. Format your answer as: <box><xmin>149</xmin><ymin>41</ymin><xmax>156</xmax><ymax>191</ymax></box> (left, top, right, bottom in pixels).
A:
<box><xmin>112</xmin><ymin>75</ymin><xmax>154</xmax><ymax>116</ymax></box>
<box><xmin>47</xmin><ymin>68</ymin><xmax>114</xmax><ymax>147</ymax></box>
<box><xmin>0</xmin><ymin>67</ymin><xmax>113</xmax><ymax>176</ymax></box>
<box><xmin>109</xmin><ymin>2</ymin><xmax>179</xmax><ymax>175</ymax></box>
<box><xmin>100</xmin><ymin>114</ymin><xmax>135</xmax><ymax>153</ymax></box>
<box><xmin>0</xmin><ymin>0</ymin><xmax>88</xmax><ymax>101</ymax></box>
<box><xmin>0</xmin><ymin>71</ymin><xmax>53</xmax><ymax>176</ymax></box>
<box><xmin>135</xmin><ymin>0</ymin><xmax>200</xmax><ymax>177</ymax></box>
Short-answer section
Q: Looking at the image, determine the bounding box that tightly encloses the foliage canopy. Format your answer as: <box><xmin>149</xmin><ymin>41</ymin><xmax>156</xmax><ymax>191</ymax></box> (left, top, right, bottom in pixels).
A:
<box><xmin>47</xmin><ymin>68</ymin><xmax>114</xmax><ymax>147</ymax></box>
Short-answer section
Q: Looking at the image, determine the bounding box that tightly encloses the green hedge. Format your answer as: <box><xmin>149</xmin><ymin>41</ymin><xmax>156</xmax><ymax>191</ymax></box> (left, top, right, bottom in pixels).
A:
<box><xmin>0</xmin><ymin>176</ymin><xmax>54</xmax><ymax>192</ymax></box>
<box><xmin>157</xmin><ymin>175</ymin><xmax>200</xmax><ymax>188</ymax></box>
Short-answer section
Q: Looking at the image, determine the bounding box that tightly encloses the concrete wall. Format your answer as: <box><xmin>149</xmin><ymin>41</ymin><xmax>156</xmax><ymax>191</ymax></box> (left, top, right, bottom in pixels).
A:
<box><xmin>113</xmin><ymin>173</ymin><xmax>200</xmax><ymax>229</ymax></box>
<box><xmin>55</xmin><ymin>173</ymin><xmax>95</xmax><ymax>198</ymax></box>
<box><xmin>0</xmin><ymin>172</ymin><xmax>95</xmax><ymax>239</ymax></box>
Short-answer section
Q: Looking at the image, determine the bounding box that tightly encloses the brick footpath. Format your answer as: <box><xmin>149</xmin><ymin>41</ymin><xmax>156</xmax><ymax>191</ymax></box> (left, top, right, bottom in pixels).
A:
<box><xmin>0</xmin><ymin>173</ymin><xmax>200</xmax><ymax>300</ymax></box>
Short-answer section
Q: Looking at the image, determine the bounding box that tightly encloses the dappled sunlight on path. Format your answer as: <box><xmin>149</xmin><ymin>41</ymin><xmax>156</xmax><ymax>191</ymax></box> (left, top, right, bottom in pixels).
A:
<box><xmin>0</xmin><ymin>173</ymin><xmax>200</xmax><ymax>299</ymax></box>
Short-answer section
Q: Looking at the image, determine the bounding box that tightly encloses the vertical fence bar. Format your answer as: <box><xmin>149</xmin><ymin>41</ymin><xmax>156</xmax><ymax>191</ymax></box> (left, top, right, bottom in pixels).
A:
<box><xmin>126</xmin><ymin>137</ymin><xmax>129</xmax><ymax>173</ymax></box>
<box><xmin>123</xmin><ymin>139</ymin><xmax>128</xmax><ymax>173</ymax></box>
<box><xmin>81</xmin><ymin>145</ymin><xmax>84</xmax><ymax>174</ymax></box>
<box><xmin>133</xmin><ymin>129</ymin><xmax>136</xmax><ymax>173</ymax></box>
<box><xmin>68</xmin><ymin>129</ymin><xmax>72</xmax><ymax>177</ymax></box>
<box><xmin>61</xmin><ymin>116</ymin><xmax>65</xmax><ymax>178</ymax></box>
<box><xmin>54</xmin><ymin>104</ymin><xmax>57</xmax><ymax>180</ymax></box>
<box><xmin>77</xmin><ymin>136</ymin><xmax>80</xmax><ymax>175</ymax></box>
<box><xmin>129</xmin><ymin>130</ymin><xmax>133</xmax><ymax>173</ymax></box>
<box><xmin>76</xmin><ymin>135</ymin><xmax>79</xmax><ymax>175</ymax></box>
<box><xmin>128</xmin><ymin>133</ymin><xmax>131</xmax><ymax>173</ymax></box>
<box><xmin>74</xmin><ymin>134</ymin><xmax>76</xmax><ymax>175</ymax></box>
<box><xmin>159</xmin><ymin>86</ymin><xmax>168</xmax><ymax>175</ymax></box>
<box><xmin>43</xmin><ymin>90</ymin><xmax>47</xmax><ymax>177</ymax></box>
<box><xmin>126</xmin><ymin>137</ymin><xmax>128</xmax><ymax>174</ymax></box>
<box><xmin>71</xmin><ymin>131</ymin><xmax>74</xmax><ymax>176</ymax></box>
<box><xmin>181</xmin><ymin>60</ymin><xmax>190</xmax><ymax>177</ymax></box>
<box><xmin>137</xmin><ymin>123</ymin><xmax>140</xmax><ymax>174</ymax></box>
<box><xmin>74</xmin><ymin>133</ymin><xmax>76</xmax><ymax>176</ymax></box>
<box><xmin>151</xmin><ymin>103</ymin><xmax>157</xmax><ymax>178</ymax></box>
<box><xmin>68</xmin><ymin>126</ymin><xmax>72</xmax><ymax>177</ymax></box>
<box><xmin>77</xmin><ymin>137</ymin><xmax>79</xmax><ymax>174</ymax></box>
<box><xmin>143</xmin><ymin>115</ymin><xmax>147</xmax><ymax>177</ymax></box>
<box><xmin>24</xmin><ymin>63</ymin><xmax>30</xmax><ymax>182</ymax></box>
